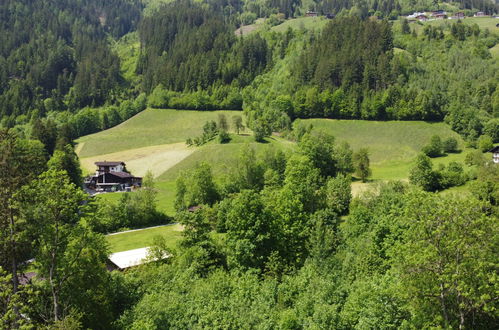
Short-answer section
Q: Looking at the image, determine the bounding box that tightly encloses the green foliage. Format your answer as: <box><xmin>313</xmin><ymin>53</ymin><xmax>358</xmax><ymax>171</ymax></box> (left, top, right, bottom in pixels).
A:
<box><xmin>477</xmin><ymin>134</ymin><xmax>494</xmax><ymax>152</ymax></box>
<box><xmin>353</xmin><ymin>148</ymin><xmax>371</xmax><ymax>182</ymax></box>
<box><xmin>324</xmin><ymin>174</ymin><xmax>352</xmax><ymax>215</ymax></box>
<box><xmin>93</xmin><ymin>172</ymin><xmax>168</xmax><ymax>233</ymax></box>
<box><xmin>253</xmin><ymin>119</ymin><xmax>272</xmax><ymax>142</ymax></box>
<box><xmin>218</xmin><ymin>130</ymin><xmax>231</xmax><ymax>144</ymax></box>
<box><xmin>175</xmin><ymin>163</ymin><xmax>219</xmax><ymax>211</ymax></box>
<box><xmin>225</xmin><ymin>190</ymin><xmax>273</xmax><ymax>270</ymax></box>
<box><xmin>394</xmin><ymin>192</ymin><xmax>498</xmax><ymax>329</ymax></box>
<box><xmin>48</xmin><ymin>144</ymin><xmax>83</xmax><ymax>187</ymax></box>
<box><xmin>409</xmin><ymin>154</ymin><xmax>440</xmax><ymax>192</ymax></box>
<box><xmin>484</xmin><ymin>118</ymin><xmax>499</xmax><ymax>142</ymax></box>
<box><xmin>464</xmin><ymin>149</ymin><xmax>486</xmax><ymax>166</ymax></box>
<box><xmin>298</xmin><ymin>131</ymin><xmax>338</xmax><ymax>178</ymax></box>
<box><xmin>442</xmin><ymin>136</ymin><xmax>458</xmax><ymax>153</ymax></box>
<box><xmin>17</xmin><ymin>170</ymin><xmax>113</xmax><ymax>326</ymax></box>
<box><xmin>232</xmin><ymin>115</ymin><xmax>244</xmax><ymax>134</ymax></box>
<box><xmin>422</xmin><ymin>135</ymin><xmax>443</xmax><ymax>158</ymax></box>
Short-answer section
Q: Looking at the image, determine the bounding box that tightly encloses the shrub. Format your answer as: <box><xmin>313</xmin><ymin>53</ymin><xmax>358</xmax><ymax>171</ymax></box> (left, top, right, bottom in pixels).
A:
<box><xmin>218</xmin><ymin>130</ymin><xmax>230</xmax><ymax>144</ymax></box>
<box><xmin>439</xmin><ymin>162</ymin><xmax>467</xmax><ymax>188</ymax></box>
<box><xmin>442</xmin><ymin>137</ymin><xmax>458</xmax><ymax>153</ymax></box>
<box><xmin>465</xmin><ymin>150</ymin><xmax>486</xmax><ymax>166</ymax></box>
<box><xmin>422</xmin><ymin>135</ymin><xmax>443</xmax><ymax>157</ymax></box>
<box><xmin>477</xmin><ymin>135</ymin><xmax>494</xmax><ymax>152</ymax></box>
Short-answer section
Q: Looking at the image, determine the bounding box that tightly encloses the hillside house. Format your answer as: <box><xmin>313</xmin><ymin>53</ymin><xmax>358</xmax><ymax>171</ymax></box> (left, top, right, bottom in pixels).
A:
<box><xmin>305</xmin><ymin>11</ymin><xmax>318</xmax><ymax>17</ymax></box>
<box><xmin>85</xmin><ymin>161</ymin><xmax>141</xmax><ymax>192</ymax></box>
<box><xmin>407</xmin><ymin>12</ymin><xmax>428</xmax><ymax>22</ymax></box>
<box><xmin>431</xmin><ymin>10</ymin><xmax>447</xmax><ymax>19</ymax></box>
<box><xmin>490</xmin><ymin>146</ymin><xmax>499</xmax><ymax>164</ymax></box>
<box><xmin>475</xmin><ymin>12</ymin><xmax>486</xmax><ymax>17</ymax></box>
<box><xmin>452</xmin><ymin>12</ymin><xmax>465</xmax><ymax>19</ymax></box>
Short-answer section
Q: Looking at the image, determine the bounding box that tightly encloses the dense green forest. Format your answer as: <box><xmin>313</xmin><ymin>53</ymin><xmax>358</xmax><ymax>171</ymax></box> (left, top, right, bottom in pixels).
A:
<box><xmin>1</xmin><ymin>0</ymin><xmax>499</xmax><ymax>328</ymax></box>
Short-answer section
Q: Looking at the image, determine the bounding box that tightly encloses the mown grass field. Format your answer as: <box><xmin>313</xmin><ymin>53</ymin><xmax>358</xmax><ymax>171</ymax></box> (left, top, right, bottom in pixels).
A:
<box><xmin>76</xmin><ymin>108</ymin><xmax>242</xmax><ymax>158</ymax></box>
<box><xmin>106</xmin><ymin>224</ymin><xmax>183</xmax><ymax>253</ymax></box>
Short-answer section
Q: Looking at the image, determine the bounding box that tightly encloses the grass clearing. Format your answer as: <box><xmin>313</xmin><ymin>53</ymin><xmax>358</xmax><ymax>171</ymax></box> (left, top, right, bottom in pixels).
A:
<box><xmin>76</xmin><ymin>108</ymin><xmax>242</xmax><ymax>157</ymax></box>
<box><xmin>300</xmin><ymin>119</ymin><xmax>463</xmax><ymax>165</ymax></box>
<box><xmin>106</xmin><ymin>223</ymin><xmax>183</xmax><ymax>253</ymax></box>
<box><xmin>235</xmin><ymin>18</ymin><xmax>266</xmax><ymax>36</ymax></box>
<box><xmin>410</xmin><ymin>17</ymin><xmax>499</xmax><ymax>36</ymax></box>
<box><xmin>272</xmin><ymin>17</ymin><xmax>329</xmax><ymax>32</ymax></box>
<box><xmin>112</xmin><ymin>32</ymin><xmax>140</xmax><ymax>83</ymax></box>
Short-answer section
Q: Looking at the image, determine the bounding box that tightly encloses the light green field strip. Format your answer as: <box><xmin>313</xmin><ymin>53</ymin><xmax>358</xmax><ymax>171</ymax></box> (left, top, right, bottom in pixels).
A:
<box><xmin>272</xmin><ymin>16</ymin><xmax>329</xmax><ymax>33</ymax></box>
<box><xmin>410</xmin><ymin>17</ymin><xmax>499</xmax><ymax>35</ymax></box>
<box><xmin>106</xmin><ymin>223</ymin><xmax>183</xmax><ymax>253</ymax></box>
<box><xmin>76</xmin><ymin>108</ymin><xmax>242</xmax><ymax>158</ymax></box>
<box><xmin>301</xmin><ymin>119</ymin><xmax>463</xmax><ymax>165</ymax></box>
<box><xmin>79</xmin><ymin>142</ymin><xmax>194</xmax><ymax>177</ymax></box>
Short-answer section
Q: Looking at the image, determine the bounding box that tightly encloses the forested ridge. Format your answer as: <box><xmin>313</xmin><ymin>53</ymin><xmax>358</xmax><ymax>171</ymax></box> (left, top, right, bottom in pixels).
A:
<box><xmin>1</xmin><ymin>0</ymin><xmax>499</xmax><ymax>328</ymax></box>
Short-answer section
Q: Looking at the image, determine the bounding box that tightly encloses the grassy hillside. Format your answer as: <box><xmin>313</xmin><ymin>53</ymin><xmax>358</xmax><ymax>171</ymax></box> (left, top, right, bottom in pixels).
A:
<box><xmin>300</xmin><ymin>119</ymin><xmax>463</xmax><ymax>163</ymax></box>
<box><xmin>410</xmin><ymin>17</ymin><xmax>499</xmax><ymax>36</ymax></box>
<box><xmin>272</xmin><ymin>16</ymin><xmax>329</xmax><ymax>32</ymax></box>
<box><xmin>82</xmin><ymin>111</ymin><xmax>470</xmax><ymax>217</ymax></box>
<box><xmin>76</xmin><ymin>108</ymin><xmax>242</xmax><ymax>158</ymax></box>
<box><xmin>299</xmin><ymin>119</ymin><xmax>467</xmax><ymax>181</ymax></box>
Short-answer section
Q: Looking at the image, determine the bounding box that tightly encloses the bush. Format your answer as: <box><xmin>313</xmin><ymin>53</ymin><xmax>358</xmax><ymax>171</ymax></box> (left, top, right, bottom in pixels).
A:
<box><xmin>465</xmin><ymin>150</ymin><xmax>486</xmax><ymax>166</ymax></box>
<box><xmin>442</xmin><ymin>137</ymin><xmax>458</xmax><ymax>153</ymax></box>
<box><xmin>439</xmin><ymin>162</ymin><xmax>467</xmax><ymax>188</ymax></box>
<box><xmin>253</xmin><ymin>120</ymin><xmax>271</xmax><ymax>142</ymax></box>
<box><xmin>240</xmin><ymin>12</ymin><xmax>257</xmax><ymax>25</ymax></box>
<box><xmin>147</xmin><ymin>84</ymin><xmax>170</xmax><ymax>108</ymax></box>
<box><xmin>477</xmin><ymin>135</ymin><xmax>494</xmax><ymax>152</ymax></box>
<box><xmin>422</xmin><ymin>135</ymin><xmax>443</xmax><ymax>157</ymax></box>
<box><xmin>218</xmin><ymin>130</ymin><xmax>230</xmax><ymax>144</ymax></box>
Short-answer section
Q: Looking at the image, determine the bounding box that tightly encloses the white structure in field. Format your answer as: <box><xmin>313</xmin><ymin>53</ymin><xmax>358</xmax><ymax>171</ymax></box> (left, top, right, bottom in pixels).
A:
<box><xmin>108</xmin><ymin>247</ymin><xmax>169</xmax><ymax>270</ymax></box>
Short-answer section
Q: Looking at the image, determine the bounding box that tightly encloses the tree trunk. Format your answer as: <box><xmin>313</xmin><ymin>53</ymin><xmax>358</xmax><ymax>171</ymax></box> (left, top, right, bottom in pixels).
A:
<box><xmin>439</xmin><ymin>282</ymin><xmax>449</xmax><ymax>327</ymax></box>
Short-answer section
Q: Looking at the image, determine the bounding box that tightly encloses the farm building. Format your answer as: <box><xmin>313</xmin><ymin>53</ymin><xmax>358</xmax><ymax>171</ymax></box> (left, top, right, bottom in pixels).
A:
<box><xmin>489</xmin><ymin>146</ymin><xmax>499</xmax><ymax>164</ymax></box>
<box><xmin>407</xmin><ymin>12</ymin><xmax>428</xmax><ymax>22</ymax></box>
<box><xmin>85</xmin><ymin>161</ymin><xmax>142</xmax><ymax>192</ymax></box>
<box><xmin>305</xmin><ymin>11</ymin><xmax>318</xmax><ymax>17</ymax></box>
<box><xmin>107</xmin><ymin>247</ymin><xmax>169</xmax><ymax>270</ymax></box>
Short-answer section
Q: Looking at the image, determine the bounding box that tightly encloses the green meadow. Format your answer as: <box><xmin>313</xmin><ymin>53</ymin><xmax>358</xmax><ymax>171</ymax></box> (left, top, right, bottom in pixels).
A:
<box><xmin>83</xmin><ymin>110</ymin><xmax>473</xmax><ymax>221</ymax></box>
<box><xmin>272</xmin><ymin>16</ymin><xmax>329</xmax><ymax>32</ymax></box>
<box><xmin>76</xmin><ymin>108</ymin><xmax>242</xmax><ymax>158</ymax></box>
<box><xmin>106</xmin><ymin>223</ymin><xmax>183</xmax><ymax>253</ymax></box>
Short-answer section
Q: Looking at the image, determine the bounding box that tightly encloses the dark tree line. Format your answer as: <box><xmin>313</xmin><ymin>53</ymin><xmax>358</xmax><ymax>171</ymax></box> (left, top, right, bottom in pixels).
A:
<box><xmin>0</xmin><ymin>0</ymin><xmax>143</xmax><ymax>121</ymax></box>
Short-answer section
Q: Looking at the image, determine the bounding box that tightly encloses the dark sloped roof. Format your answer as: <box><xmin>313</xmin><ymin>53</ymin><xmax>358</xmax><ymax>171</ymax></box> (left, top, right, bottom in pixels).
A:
<box><xmin>95</xmin><ymin>161</ymin><xmax>124</xmax><ymax>166</ymax></box>
<box><xmin>489</xmin><ymin>146</ymin><xmax>499</xmax><ymax>153</ymax></box>
<box><xmin>108</xmin><ymin>171</ymin><xmax>133</xmax><ymax>178</ymax></box>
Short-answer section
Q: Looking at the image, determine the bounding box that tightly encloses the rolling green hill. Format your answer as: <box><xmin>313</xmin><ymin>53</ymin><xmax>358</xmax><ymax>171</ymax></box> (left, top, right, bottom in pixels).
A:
<box><xmin>76</xmin><ymin>108</ymin><xmax>242</xmax><ymax>158</ymax></box>
<box><xmin>81</xmin><ymin>109</ymin><xmax>471</xmax><ymax>216</ymax></box>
